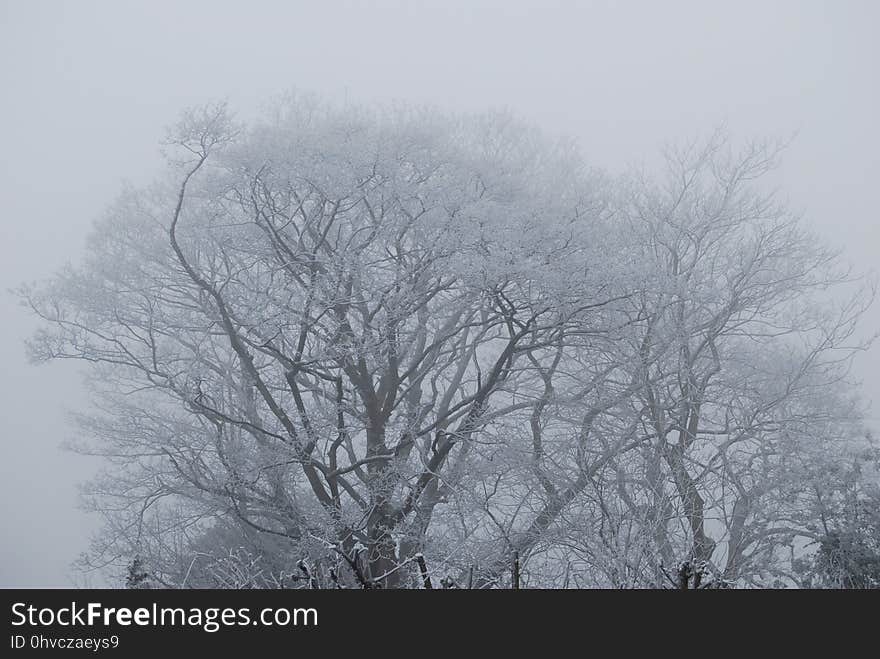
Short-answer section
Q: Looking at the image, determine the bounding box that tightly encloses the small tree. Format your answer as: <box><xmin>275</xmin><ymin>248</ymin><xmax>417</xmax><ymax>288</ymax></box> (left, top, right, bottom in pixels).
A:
<box><xmin>801</xmin><ymin>442</ymin><xmax>880</xmax><ymax>588</ymax></box>
<box><xmin>125</xmin><ymin>557</ymin><xmax>152</xmax><ymax>589</ymax></box>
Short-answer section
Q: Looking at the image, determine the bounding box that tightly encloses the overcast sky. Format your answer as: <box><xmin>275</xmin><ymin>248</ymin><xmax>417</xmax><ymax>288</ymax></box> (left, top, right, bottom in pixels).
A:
<box><xmin>1</xmin><ymin>0</ymin><xmax>878</xmax><ymax>587</ymax></box>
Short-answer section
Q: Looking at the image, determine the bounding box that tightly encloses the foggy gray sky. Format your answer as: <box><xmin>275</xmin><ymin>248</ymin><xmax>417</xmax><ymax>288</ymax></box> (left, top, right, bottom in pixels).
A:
<box><xmin>1</xmin><ymin>0</ymin><xmax>877</xmax><ymax>587</ymax></box>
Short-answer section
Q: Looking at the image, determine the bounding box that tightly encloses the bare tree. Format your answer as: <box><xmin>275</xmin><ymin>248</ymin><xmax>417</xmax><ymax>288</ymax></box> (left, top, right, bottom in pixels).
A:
<box><xmin>23</xmin><ymin>98</ymin><xmax>620</xmax><ymax>587</ymax></box>
<box><xmin>558</xmin><ymin>133</ymin><xmax>877</xmax><ymax>586</ymax></box>
<box><xmin>22</xmin><ymin>100</ymin><xmax>875</xmax><ymax>588</ymax></box>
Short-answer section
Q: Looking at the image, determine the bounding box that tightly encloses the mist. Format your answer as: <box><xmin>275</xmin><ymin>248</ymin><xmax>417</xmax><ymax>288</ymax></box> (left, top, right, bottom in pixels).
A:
<box><xmin>1</xmin><ymin>0</ymin><xmax>877</xmax><ymax>588</ymax></box>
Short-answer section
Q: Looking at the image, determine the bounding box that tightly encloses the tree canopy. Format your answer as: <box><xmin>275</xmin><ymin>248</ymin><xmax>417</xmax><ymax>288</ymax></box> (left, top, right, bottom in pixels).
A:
<box><xmin>22</xmin><ymin>95</ymin><xmax>878</xmax><ymax>588</ymax></box>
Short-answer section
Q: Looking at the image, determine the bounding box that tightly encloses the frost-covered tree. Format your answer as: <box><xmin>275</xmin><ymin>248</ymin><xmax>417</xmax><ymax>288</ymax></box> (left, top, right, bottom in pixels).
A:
<box><xmin>23</xmin><ymin>96</ymin><xmax>626</xmax><ymax>587</ymax></box>
<box><xmin>794</xmin><ymin>437</ymin><xmax>880</xmax><ymax>588</ymax></box>
<box><xmin>542</xmin><ymin>134</ymin><xmax>877</xmax><ymax>587</ymax></box>
<box><xmin>22</xmin><ymin>97</ymin><xmax>875</xmax><ymax>588</ymax></box>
